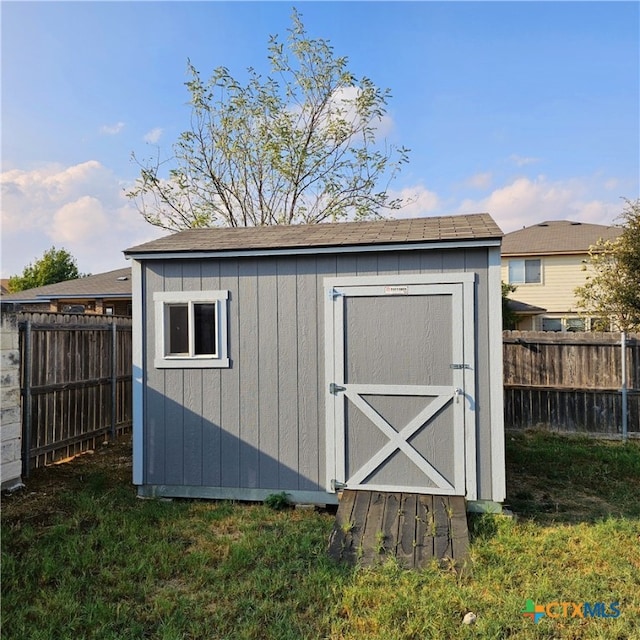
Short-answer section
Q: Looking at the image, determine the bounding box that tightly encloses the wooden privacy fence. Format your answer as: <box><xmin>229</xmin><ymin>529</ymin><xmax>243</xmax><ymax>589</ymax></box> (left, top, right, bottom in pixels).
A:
<box><xmin>503</xmin><ymin>331</ymin><xmax>640</xmax><ymax>436</ymax></box>
<box><xmin>19</xmin><ymin>313</ymin><xmax>133</xmax><ymax>474</ymax></box>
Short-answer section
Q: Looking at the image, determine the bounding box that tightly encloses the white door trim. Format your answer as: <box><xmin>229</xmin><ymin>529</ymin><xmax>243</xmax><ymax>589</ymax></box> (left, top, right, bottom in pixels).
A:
<box><xmin>325</xmin><ymin>273</ymin><xmax>477</xmax><ymax>499</ymax></box>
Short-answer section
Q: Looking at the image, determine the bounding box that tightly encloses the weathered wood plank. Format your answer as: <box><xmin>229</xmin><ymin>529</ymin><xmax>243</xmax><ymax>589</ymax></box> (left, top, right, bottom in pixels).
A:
<box><xmin>360</xmin><ymin>491</ymin><xmax>387</xmax><ymax>565</ymax></box>
<box><xmin>330</xmin><ymin>491</ymin><xmax>469</xmax><ymax>570</ymax></box>
<box><xmin>327</xmin><ymin>489</ymin><xmax>357</xmax><ymax>561</ymax></box>
<box><xmin>396</xmin><ymin>493</ymin><xmax>418</xmax><ymax>568</ymax></box>
<box><xmin>381</xmin><ymin>492</ymin><xmax>401</xmax><ymax>557</ymax></box>
<box><xmin>433</xmin><ymin>496</ymin><xmax>452</xmax><ymax>560</ymax></box>
<box><xmin>414</xmin><ymin>494</ymin><xmax>434</xmax><ymax>567</ymax></box>
<box><xmin>449</xmin><ymin>496</ymin><xmax>470</xmax><ymax>563</ymax></box>
<box><xmin>348</xmin><ymin>490</ymin><xmax>372</xmax><ymax>562</ymax></box>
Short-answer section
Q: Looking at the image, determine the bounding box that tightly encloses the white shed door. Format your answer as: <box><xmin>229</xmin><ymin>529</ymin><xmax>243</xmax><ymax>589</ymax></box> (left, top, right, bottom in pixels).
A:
<box><xmin>326</xmin><ymin>275</ymin><xmax>476</xmax><ymax>498</ymax></box>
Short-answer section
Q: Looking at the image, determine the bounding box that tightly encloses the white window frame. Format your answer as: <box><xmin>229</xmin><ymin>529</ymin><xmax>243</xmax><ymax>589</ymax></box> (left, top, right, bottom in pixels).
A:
<box><xmin>508</xmin><ymin>258</ymin><xmax>542</xmax><ymax>284</ymax></box>
<box><xmin>154</xmin><ymin>290</ymin><xmax>229</xmax><ymax>369</ymax></box>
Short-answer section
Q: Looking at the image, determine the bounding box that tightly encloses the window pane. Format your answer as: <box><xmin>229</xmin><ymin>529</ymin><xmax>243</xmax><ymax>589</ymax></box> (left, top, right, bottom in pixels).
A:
<box><xmin>509</xmin><ymin>260</ymin><xmax>525</xmax><ymax>283</ymax></box>
<box><xmin>194</xmin><ymin>303</ymin><xmax>216</xmax><ymax>356</ymax></box>
<box><xmin>525</xmin><ymin>259</ymin><xmax>541</xmax><ymax>283</ymax></box>
<box><xmin>542</xmin><ymin>317</ymin><xmax>562</xmax><ymax>332</ymax></box>
<box><xmin>168</xmin><ymin>305</ymin><xmax>189</xmax><ymax>354</ymax></box>
<box><xmin>566</xmin><ymin>317</ymin><xmax>585</xmax><ymax>332</ymax></box>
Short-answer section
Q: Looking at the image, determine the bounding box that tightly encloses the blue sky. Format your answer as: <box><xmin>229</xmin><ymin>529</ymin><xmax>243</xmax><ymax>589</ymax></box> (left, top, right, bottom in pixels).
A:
<box><xmin>2</xmin><ymin>1</ymin><xmax>638</xmax><ymax>277</ymax></box>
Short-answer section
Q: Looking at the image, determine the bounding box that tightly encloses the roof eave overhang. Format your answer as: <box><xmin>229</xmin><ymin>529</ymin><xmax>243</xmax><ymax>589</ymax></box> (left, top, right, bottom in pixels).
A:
<box><xmin>501</xmin><ymin>249</ymin><xmax>592</xmax><ymax>258</ymax></box>
<box><xmin>43</xmin><ymin>293</ymin><xmax>132</xmax><ymax>300</ymax></box>
<box><xmin>0</xmin><ymin>298</ymin><xmax>47</xmax><ymax>304</ymax></box>
<box><xmin>125</xmin><ymin>237</ymin><xmax>502</xmax><ymax>262</ymax></box>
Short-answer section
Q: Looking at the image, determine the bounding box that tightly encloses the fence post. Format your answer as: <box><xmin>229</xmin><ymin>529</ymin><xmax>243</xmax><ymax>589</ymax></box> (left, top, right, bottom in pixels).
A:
<box><xmin>111</xmin><ymin>322</ymin><xmax>117</xmax><ymax>441</ymax></box>
<box><xmin>621</xmin><ymin>331</ymin><xmax>628</xmax><ymax>441</ymax></box>
<box><xmin>21</xmin><ymin>320</ymin><xmax>32</xmax><ymax>478</ymax></box>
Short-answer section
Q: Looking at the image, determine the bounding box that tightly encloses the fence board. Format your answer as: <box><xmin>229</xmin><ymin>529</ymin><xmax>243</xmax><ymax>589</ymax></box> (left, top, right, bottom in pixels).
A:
<box><xmin>504</xmin><ymin>331</ymin><xmax>640</xmax><ymax>436</ymax></box>
<box><xmin>19</xmin><ymin>313</ymin><xmax>133</xmax><ymax>472</ymax></box>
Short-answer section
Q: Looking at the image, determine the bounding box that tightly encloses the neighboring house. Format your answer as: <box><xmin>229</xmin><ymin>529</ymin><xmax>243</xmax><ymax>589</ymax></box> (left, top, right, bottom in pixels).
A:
<box><xmin>501</xmin><ymin>220</ymin><xmax>622</xmax><ymax>331</ymax></box>
<box><xmin>0</xmin><ymin>267</ymin><xmax>132</xmax><ymax>316</ymax></box>
<box><xmin>124</xmin><ymin>213</ymin><xmax>506</xmax><ymax>509</ymax></box>
<box><xmin>505</xmin><ymin>298</ymin><xmax>547</xmax><ymax>329</ymax></box>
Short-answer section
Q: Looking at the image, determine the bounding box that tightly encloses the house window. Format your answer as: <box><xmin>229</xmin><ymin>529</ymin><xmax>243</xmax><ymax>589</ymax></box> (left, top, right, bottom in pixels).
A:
<box><xmin>566</xmin><ymin>317</ymin><xmax>585</xmax><ymax>332</ymax></box>
<box><xmin>542</xmin><ymin>317</ymin><xmax>562</xmax><ymax>332</ymax></box>
<box><xmin>508</xmin><ymin>259</ymin><xmax>541</xmax><ymax>284</ymax></box>
<box><xmin>154</xmin><ymin>291</ymin><xmax>229</xmax><ymax>368</ymax></box>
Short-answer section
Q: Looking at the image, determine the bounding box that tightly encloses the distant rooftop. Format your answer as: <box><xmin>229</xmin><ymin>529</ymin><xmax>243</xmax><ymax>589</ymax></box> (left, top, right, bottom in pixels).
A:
<box><xmin>125</xmin><ymin>213</ymin><xmax>503</xmax><ymax>256</ymax></box>
<box><xmin>0</xmin><ymin>268</ymin><xmax>131</xmax><ymax>302</ymax></box>
<box><xmin>502</xmin><ymin>220</ymin><xmax>621</xmax><ymax>256</ymax></box>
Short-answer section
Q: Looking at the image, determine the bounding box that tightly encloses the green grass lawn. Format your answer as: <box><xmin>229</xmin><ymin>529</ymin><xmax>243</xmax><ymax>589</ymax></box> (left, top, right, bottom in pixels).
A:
<box><xmin>2</xmin><ymin>431</ymin><xmax>639</xmax><ymax>640</ymax></box>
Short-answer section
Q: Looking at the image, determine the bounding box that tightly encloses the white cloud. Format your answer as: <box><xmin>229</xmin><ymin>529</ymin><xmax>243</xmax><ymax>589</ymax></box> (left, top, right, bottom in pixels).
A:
<box><xmin>454</xmin><ymin>175</ymin><xmax>620</xmax><ymax>233</ymax></box>
<box><xmin>287</xmin><ymin>85</ymin><xmax>396</xmax><ymax>142</ymax></box>
<box><xmin>510</xmin><ymin>154</ymin><xmax>540</xmax><ymax>167</ymax></box>
<box><xmin>52</xmin><ymin>196</ymin><xmax>109</xmax><ymax>244</ymax></box>
<box><xmin>144</xmin><ymin>127</ymin><xmax>164</xmax><ymax>144</ymax></box>
<box><xmin>100</xmin><ymin>122</ymin><xmax>125</xmax><ymax>135</ymax></box>
<box><xmin>0</xmin><ymin>161</ymin><xmax>166</xmax><ymax>277</ymax></box>
<box><xmin>389</xmin><ymin>185</ymin><xmax>440</xmax><ymax>218</ymax></box>
<box><xmin>465</xmin><ymin>172</ymin><xmax>493</xmax><ymax>190</ymax></box>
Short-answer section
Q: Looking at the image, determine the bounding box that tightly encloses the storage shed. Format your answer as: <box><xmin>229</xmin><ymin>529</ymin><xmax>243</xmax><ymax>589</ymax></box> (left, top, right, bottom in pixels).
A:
<box><xmin>125</xmin><ymin>213</ymin><xmax>505</xmax><ymax>509</ymax></box>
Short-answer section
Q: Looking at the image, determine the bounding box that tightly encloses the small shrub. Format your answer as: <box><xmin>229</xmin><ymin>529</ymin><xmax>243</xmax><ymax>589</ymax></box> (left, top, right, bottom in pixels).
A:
<box><xmin>264</xmin><ymin>492</ymin><xmax>291</xmax><ymax>510</ymax></box>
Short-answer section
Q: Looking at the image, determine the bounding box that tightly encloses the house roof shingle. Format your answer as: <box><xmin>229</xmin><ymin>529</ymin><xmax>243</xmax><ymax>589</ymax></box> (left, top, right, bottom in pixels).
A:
<box><xmin>501</xmin><ymin>220</ymin><xmax>621</xmax><ymax>256</ymax></box>
<box><xmin>124</xmin><ymin>214</ymin><xmax>502</xmax><ymax>256</ymax></box>
<box><xmin>507</xmin><ymin>298</ymin><xmax>547</xmax><ymax>315</ymax></box>
<box><xmin>0</xmin><ymin>267</ymin><xmax>131</xmax><ymax>302</ymax></box>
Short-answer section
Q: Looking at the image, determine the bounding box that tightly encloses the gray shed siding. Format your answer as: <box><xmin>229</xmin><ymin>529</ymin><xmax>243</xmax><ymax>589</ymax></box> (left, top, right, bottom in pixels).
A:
<box><xmin>140</xmin><ymin>247</ymin><xmax>497</xmax><ymax>500</ymax></box>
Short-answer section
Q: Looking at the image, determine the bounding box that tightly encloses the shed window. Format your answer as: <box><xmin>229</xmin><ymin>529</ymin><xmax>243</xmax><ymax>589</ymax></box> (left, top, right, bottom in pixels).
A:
<box><xmin>167</xmin><ymin>304</ymin><xmax>189</xmax><ymax>354</ymax></box>
<box><xmin>154</xmin><ymin>291</ymin><xmax>229</xmax><ymax>368</ymax></box>
<box><xmin>508</xmin><ymin>259</ymin><xmax>541</xmax><ymax>284</ymax></box>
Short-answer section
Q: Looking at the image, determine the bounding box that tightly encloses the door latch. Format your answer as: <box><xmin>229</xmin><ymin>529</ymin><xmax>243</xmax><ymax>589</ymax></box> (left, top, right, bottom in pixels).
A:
<box><xmin>331</xmin><ymin>479</ymin><xmax>347</xmax><ymax>491</ymax></box>
<box><xmin>330</xmin><ymin>383</ymin><xmax>346</xmax><ymax>395</ymax></box>
<box><xmin>454</xmin><ymin>387</ymin><xmax>463</xmax><ymax>404</ymax></box>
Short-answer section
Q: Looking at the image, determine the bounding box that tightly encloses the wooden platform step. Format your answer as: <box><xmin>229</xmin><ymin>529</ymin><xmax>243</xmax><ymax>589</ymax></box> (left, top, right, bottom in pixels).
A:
<box><xmin>328</xmin><ymin>490</ymin><xmax>469</xmax><ymax>570</ymax></box>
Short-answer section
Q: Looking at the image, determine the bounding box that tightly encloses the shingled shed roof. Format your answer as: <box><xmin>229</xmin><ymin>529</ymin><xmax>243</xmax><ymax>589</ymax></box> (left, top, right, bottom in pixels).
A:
<box><xmin>125</xmin><ymin>213</ymin><xmax>502</xmax><ymax>257</ymax></box>
<box><xmin>0</xmin><ymin>267</ymin><xmax>131</xmax><ymax>302</ymax></box>
<box><xmin>502</xmin><ymin>220</ymin><xmax>621</xmax><ymax>256</ymax></box>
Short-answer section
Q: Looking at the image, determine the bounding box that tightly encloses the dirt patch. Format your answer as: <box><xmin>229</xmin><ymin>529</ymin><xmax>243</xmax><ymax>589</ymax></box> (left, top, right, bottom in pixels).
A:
<box><xmin>1</xmin><ymin>434</ymin><xmax>134</xmax><ymax>524</ymax></box>
<box><xmin>505</xmin><ymin>463</ymin><xmax>623</xmax><ymax>523</ymax></box>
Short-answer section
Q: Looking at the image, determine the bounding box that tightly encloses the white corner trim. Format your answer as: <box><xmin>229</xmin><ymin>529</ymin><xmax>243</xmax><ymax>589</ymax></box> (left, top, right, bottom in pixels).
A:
<box><xmin>131</xmin><ymin>260</ymin><xmax>144</xmax><ymax>485</ymax></box>
<box><xmin>324</xmin><ymin>281</ymin><xmax>337</xmax><ymax>493</ymax></box>
<box><xmin>488</xmin><ymin>246</ymin><xmax>506</xmax><ymax>501</ymax></box>
<box><xmin>462</xmin><ymin>276</ymin><xmax>478</xmax><ymax>501</ymax></box>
